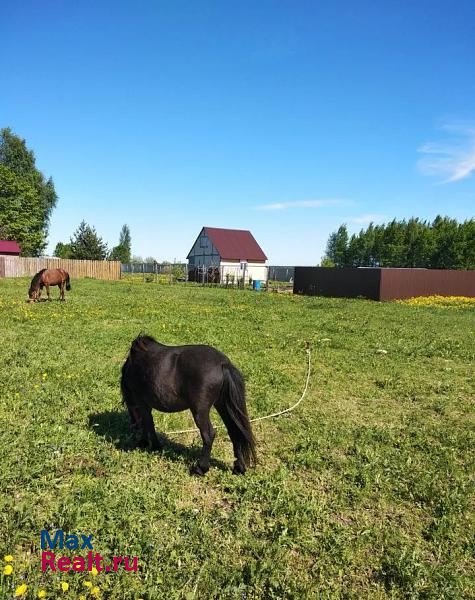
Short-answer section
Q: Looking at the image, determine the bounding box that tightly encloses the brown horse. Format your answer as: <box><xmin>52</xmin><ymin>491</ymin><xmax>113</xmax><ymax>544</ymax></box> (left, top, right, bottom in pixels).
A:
<box><xmin>28</xmin><ymin>269</ymin><xmax>71</xmax><ymax>302</ymax></box>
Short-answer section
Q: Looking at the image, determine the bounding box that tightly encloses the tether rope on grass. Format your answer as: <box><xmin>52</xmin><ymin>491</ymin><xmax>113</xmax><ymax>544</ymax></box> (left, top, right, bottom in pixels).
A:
<box><xmin>162</xmin><ymin>342</ymin><xmax>312</xmax><ymax>436</ymax></box>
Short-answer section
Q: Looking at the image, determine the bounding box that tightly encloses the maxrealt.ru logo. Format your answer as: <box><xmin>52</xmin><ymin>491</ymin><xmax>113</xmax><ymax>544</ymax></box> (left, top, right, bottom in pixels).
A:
<box><xmin>40</xmin><ymin>531</ymin><xmax>138</xmax><ymax>573</ymax></box>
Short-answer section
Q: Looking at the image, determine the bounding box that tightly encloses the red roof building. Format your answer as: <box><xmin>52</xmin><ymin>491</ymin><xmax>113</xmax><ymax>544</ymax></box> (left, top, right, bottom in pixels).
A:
<box><xmin>0</xmin><ymin>240</ymin><xmax>21</xmax><ymax>256</ymax></box>
<box><xmin>187</xmin><ymin>227</ymin><xmax>268</xmax><ymax>283</ymax></box>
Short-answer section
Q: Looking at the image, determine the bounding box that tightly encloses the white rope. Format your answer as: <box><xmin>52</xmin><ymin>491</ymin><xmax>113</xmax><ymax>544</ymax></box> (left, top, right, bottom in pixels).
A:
<box><xmin>162</xmin><ymin>343</ymin><xmax>312</xmax><ymax>436</ymax></box>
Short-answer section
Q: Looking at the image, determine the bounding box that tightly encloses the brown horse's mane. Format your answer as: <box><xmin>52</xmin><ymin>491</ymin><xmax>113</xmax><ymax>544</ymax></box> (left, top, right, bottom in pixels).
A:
<box><xmin>29</xmin><ymin>269</ymin><xmax>47</xmax><ymax>292</ymax></box>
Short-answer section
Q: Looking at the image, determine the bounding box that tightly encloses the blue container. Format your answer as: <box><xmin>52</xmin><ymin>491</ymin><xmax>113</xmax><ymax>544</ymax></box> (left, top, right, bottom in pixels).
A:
<box><xmin>253</xmin><ymin>280</ymin><xmax>261</xmax><ymax>291</ymax></box>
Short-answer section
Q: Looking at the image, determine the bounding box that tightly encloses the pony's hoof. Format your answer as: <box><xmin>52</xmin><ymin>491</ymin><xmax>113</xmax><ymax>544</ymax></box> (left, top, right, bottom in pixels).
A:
<box><xmin>232</xmin><ymin>463</ymin><xmax>246</xmax><ymax>475</ymax></box>
<box><xmin>190</xmin><ymin>464</ymin><xmax>207</xmax><ymax>476</ymax></box>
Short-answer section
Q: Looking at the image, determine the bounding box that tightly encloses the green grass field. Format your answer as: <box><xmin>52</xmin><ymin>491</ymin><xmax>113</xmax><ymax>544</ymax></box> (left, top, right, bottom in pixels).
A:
<box><xmin>0</xmin><ymin>278</ymin><xmax>474</xmax><ymax>599</ymax></box>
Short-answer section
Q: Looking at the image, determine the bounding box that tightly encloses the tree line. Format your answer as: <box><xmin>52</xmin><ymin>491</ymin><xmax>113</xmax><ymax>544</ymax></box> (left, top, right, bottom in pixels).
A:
<box><xmin>54</xmin><ymin>222</ymin><xmax>131</xmax><ymax>262</ymax></box>
<box><xmin>323</xmin><ymin>217</ymin><xmax>475</xmax><ymax>269</ymax></box>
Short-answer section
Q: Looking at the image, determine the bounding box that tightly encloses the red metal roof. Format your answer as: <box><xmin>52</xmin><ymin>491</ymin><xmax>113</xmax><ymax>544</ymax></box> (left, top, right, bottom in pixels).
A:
<box><xmin>0</xmin><ymin>240</ymin><xmax>21</xmax><ymax>254</ymax></box>
<box><xmin>204</xmin><ymin>227</ymin><xmax>267</xmax><ymax>261</ymax></box>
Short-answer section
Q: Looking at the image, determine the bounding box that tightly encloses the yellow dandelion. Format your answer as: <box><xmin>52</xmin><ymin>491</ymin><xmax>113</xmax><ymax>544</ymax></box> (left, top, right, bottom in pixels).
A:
<box><xmin>38</xmin><ymin>591</ymin><xmax>47</xmax><ymax>598</ymax></box>
<box><xmin>15</xmin><ymin>584</ymin><xmax>28</xmax><ymax>597</ymax></box>
<box><xmin>91</xmin><ymin>587</ymin><xmax>100</xmax><ymax>596</ymax></box>
<box><xmin>4</xmin><ymin>555</ymin><xmax>13</xmax><ymax>562</ymax></box>
<box><xmin>61</xmin><ymin>581</ymin><xmax>69</xmax><ymax>591</ymax></box>
<box><xmin>42</xmin><ymin>373</ymin><xmax>48</xmax><ymax>379</ymax></box>
<box><xmin>4</xmin><ymin>564</ymin><xmax>13</xmax><ymax>575</ymax></box>
<box><xmin>91</xmin><ymin>566</ymin><xmax>99</xmax><ymax>576</ymax></box>
<box><xmin>83</xmin><ymin>581</ymin><xmax>93</xmax><ymax>588</ymax></box>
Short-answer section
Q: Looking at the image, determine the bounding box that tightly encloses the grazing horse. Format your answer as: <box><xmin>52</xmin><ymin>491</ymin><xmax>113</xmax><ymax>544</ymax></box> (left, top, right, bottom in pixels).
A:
<box><xmin>121</xmin><ymin>335</ymin><xmax>256</xmax><ymax>475</ymax></box>
<box><xmin>28</xmin><ymin>268</ymin><xmax>71</xmax><ymax>302</ymax></box>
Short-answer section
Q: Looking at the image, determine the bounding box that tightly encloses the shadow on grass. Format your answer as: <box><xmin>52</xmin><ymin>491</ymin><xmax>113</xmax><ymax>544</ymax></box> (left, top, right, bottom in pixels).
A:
<box><xmin>88</xmin><ymin>410</ymin><xmax>228</xmax><ymax>472</ymax></box>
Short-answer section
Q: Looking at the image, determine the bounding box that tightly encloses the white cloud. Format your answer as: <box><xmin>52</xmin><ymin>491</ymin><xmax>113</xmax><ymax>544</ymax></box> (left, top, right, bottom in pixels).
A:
<box><xmin>254</xmin><ymin>199</ymin><xmax>349</xmax><ymax>211</ymax></box>
<box><xmin>347</xmin><ymin>213</ymin><xmax>387</xmax><ymax>225</ymax></box>
<box><xmin>418</xmin><ymin>122</ymin><xmax>475</xmax><ymax>183</ymax></box>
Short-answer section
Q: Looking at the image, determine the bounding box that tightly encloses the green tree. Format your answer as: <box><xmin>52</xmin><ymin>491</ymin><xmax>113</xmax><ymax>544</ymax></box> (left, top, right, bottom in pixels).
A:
<box><xmin>403</xmin><ymin>218</ymin><xmax>433</xmax><ymax>267</ymax></box>
<box><xmin>323</xmin><ymin>231</ymin><xmax>338</xmax><ymax>265</ymax></box>
<box><xmin>109</xmin><ymin>224</ymin><xmax>132</xmax><ymax>263</ymax></box>
<box><xmin>356</xmin><ymin>223</ymin><xmax>377</xmax><ymax>266</ymax></box>
<box><xmin>335</xmin><ymin>225</ymin><xmax>349</xmax><ymax>266</ymax></box>
<box><xmin>54</xmin><ymin>242</ymin><xmax>72</xmax><ymax>258</ymax></box>
<box><xmin>0</xmin><ymin>128</ymin><xmax>58</xmax><ymax>255</ymax></box>
<box><xmin>459</xmin><ymin>219</ymin><xmax>475</xmax><ymax>269</ymax></box>
<box><xmin>380</xmin><ymin>219</ymin><xmax>406</xmax><ymax>266</ymax></box>
<box><xmin>430</xmin><ymin>216</ymin><xmax>462</xmax><ymax>269</ymax></box>
<box><xmin>69</xmin><ymin>221</ymin><xmax>108</xmax><ymax>260</ymax></box>
<box><xmin>323</xmin><ymin>225</ymin><xmax>349</xmax><ymax>267</ymax></box>
<box><xmin>0</xmin><ymin>165</ymin><xmax>45</xmax><ymax>255</ymax></box>
<box><xmin>346</xmin><ymin>233</ymin><xmax>365</xmax><ymax>266</ymax></box>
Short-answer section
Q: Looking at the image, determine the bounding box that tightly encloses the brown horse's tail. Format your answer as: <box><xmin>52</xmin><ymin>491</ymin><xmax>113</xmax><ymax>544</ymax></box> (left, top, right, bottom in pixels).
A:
<box><xmin>65</xmin><ymin>273</ymin><xmax>71</xmax><ymax>291</ymax></box>
<box><xmin>220</xmin><ymin>364</ymin><xmax>257</xmax><ymax>468</ymax></box>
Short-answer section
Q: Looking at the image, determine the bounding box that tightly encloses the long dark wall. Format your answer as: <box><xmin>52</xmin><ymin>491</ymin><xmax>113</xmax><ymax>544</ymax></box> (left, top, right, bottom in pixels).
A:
<box><xmin>293</xmin><ymin>267</ymin><xmax>475</xmax><ymax>300</ymax></box>
<box><xmin>293</xmin><ymin>267</ymin><xmax>381</xmax><ymax>300</ymax></box>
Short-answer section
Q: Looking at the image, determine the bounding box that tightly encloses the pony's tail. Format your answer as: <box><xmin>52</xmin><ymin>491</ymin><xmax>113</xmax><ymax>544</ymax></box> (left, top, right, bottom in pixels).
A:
<box><xmin>220</xmin><ymin>364</ymin><xmax>256</xmax><ymax>468</ymax></box>
<box><xmin>120</xmin><ymin>357</ymin><xmax>141</xmax><ymax>428</ymax></box>
<box><xmin>65</xmin><ymin>274</ymin><xmax>71</xmax><ymax>291</ymax></box>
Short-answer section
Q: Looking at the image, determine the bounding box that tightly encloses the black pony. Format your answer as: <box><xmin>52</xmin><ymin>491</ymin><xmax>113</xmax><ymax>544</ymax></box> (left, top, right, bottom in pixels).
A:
<box><xmin>121</xmin><ymin>335</ymin><xmax>256</xmax><ymax>475</ymax></box>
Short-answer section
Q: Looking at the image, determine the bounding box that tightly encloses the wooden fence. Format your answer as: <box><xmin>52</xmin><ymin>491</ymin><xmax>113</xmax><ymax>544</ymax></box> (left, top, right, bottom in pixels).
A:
<box><xmin>0</xmin><ymin>256</ymin><xmax>121</xmax><ymax>280</ymax></box>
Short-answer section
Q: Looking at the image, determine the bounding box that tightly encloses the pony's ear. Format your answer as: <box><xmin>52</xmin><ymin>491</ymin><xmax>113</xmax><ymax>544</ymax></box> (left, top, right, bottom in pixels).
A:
<box><xmin>131</xmin><ymin>334</ymin><xmax>149</xmax><ymax>353</ymax></box>
<box><xmin>136</xmin><ymin>338</ymin><xmax>148</xmax><ymax>351</ymax></box>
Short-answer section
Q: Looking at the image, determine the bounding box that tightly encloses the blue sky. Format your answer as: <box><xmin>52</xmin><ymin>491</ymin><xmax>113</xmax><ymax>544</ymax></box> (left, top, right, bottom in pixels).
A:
<box><xmin>2</xmin><ymin>0</ymin><xmax>474</xmax><ymax>264</ymax></box>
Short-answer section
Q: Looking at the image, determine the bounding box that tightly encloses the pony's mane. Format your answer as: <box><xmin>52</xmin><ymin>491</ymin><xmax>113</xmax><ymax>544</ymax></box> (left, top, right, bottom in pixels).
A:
<box><xmin>29</xmin><ymin>269</ymin><xmax>47</xmax><ymax>291</ymax></box>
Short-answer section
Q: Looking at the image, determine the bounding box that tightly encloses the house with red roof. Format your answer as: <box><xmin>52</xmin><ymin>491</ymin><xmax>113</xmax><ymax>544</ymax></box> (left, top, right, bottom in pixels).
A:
<box><xmin>0</xmin><ymin>240</ymin><xmax>21</xmax><ymax>256</ymax></box>
<box><xmin>187</xmin><ymin>227</ymin><xmax>268</xmax><ymax>284</ymax></box>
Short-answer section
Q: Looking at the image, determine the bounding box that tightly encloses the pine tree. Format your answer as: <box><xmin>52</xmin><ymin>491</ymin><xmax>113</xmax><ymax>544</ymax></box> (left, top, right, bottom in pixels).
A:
<box><xmin>109</xmin><ymin>224</ymin><xmax>132</xmax><ymax>263</ymax></box>
<box><xmin>69</xmin><ymin>221</ymin><xmax>108</xmax><ymax>260</ymax></box>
